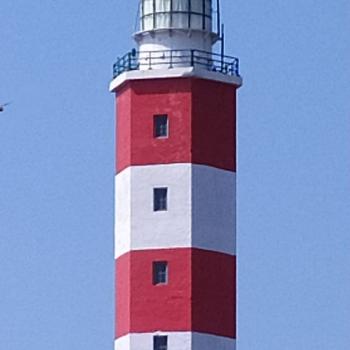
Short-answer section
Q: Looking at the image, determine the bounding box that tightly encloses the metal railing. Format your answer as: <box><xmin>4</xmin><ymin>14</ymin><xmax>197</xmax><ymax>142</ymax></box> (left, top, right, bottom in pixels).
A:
<box><xmin>112</xmin><ymin>49</ymin><xmax>240</xmax><ymax>78</ymax></box>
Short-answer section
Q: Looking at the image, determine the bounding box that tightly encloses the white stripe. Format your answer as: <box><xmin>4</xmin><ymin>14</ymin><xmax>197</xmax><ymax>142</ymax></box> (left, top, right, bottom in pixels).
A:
<box><xmin>115</xmin><ymin>332</ymin><xmax>236</xmax><ymax>350</ymax></box>
<box><xmin>109</xmin><ymin>66</ymin><xmax>243</xmax><ymax>92</ymax></box>
<box><xmin>115</xmin><ymin>164</ymin><xmax>236</xmax><ymax>258</ymax></box>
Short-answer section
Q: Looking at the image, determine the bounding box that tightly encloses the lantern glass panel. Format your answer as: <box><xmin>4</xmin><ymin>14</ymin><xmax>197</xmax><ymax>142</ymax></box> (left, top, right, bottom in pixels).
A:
<box><xmin>172</xmin><ymin>13</ymin><xmax>188</xmax><ymax>27</ymax></box>
<box><xmin>143</xmin><ymin>14</ymin><xmax>154</xmax><ymax>30</ymax></box>
<box><xmin>191</xmin><ymin>0</ymin><xmax>203</xmax><ymax>13</ymax></box>
<box><xmin>172</xmin><ymin>0</ymin><xmax>189</xmax><ymax>11</ymax></box>
<box><xmin>191</xmin><ymin>14</ymin><xmax>202</xmax><ymax>29</ymax></box>
<box><xmin>155</xmin><ymin>0</ymin><xmax>171</xmax><ymax>12</ymax></box>
<box><xmin>155</xmin><ymin>13</ymin><xmax>171</xmax><ymax>27</ymax></box>
<box><xmin>143</xmin><ymin>0</ymin><xmax>153</xmax><ymax>15</ymax></box>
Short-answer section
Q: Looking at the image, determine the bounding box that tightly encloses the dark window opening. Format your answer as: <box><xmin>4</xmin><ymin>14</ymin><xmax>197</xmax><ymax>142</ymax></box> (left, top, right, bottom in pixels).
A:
<box><xmin>153</xmin><ymin>261</ymin><xmax>168</xmax><ymax>285</ymax></box>
<box><xmin>154</xmin><ymin>336</ymin><xmax>168</xmax><ymax>350</ymax></box>
<box><xmin>154</xmin><ymin>115</ymin><xmax>169</xmax><ymax>138</ymax></box>
<box><xmin>153</xmin><ymin>187</ymin><xmax>168</xmax><ymax>211</ymax></box>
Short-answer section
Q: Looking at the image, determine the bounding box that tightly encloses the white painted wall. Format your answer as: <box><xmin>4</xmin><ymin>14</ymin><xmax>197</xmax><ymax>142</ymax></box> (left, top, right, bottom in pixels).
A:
<box><xmin>115</xmin><ymin>333</ymin><xmax>130</xmax><ymax>350</ymax></box>
<box><xmin>115</xmin><ymin>332</ymin><xmax>235</xmax><ymax>350</ymax></box>
<box><xmin>115</xmin><ymin>164</ymin><xmax>192</xmax><ymax>258</ymax></box>
<box><xmin>115</xmin><ymin>167</ymin><xmax>131</xmax><ymax>257</ymax></box>
<box><xmin>192</xmin><ymin>332</ymin><xmax>236</xmax><ymax>350</ymax></box>
<box><xmin>192</xmin><ymin>165</ymin><xmax>236</xmax><ymax>256</ymax></box>
<box><xmin>109</xmin><ymin>67</ymin><xmax>243</xmax><ymax>93</ymax></box>
<box><xmin>137</xmin><ymin>30</ymin><xmax>213</xmax><ymax>57</ymax></box>
<box><xmin>115</xmin><ymin>164</ymin><xmax>236</xmax><ymax>258</ymax></box>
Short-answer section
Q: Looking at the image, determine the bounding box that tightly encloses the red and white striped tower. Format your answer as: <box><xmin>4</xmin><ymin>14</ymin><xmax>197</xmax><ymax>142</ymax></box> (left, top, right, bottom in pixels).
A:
<box><xmin>110</xmin><ymin>1</ymin><xmax>242</xmax><ymax>350</ymax></box>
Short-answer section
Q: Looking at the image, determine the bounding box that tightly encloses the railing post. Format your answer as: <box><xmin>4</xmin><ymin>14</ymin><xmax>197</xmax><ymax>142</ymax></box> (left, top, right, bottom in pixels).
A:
<box><xmin>234</xmin><ymin>58</ymin><xmax>239</xmax><ymax>76</ymax></box>
<box><xmin>190</xmin><ymin>50</ymin><xmax>194</xmax><ymax>67</ymax></box>
<box><xmin>127</xmin><ymin>52</ymin><xmax>132</xmax><ymax>71</ymax></box>
<box><xmin>149</xmin><ymin>51</ymin><xmax>152</xmax><ymax>70</ymax></box>
<box><xmin>169</xmin><ymin>50</ymin><xmax>173</xmax><ymax>68</ymax></box>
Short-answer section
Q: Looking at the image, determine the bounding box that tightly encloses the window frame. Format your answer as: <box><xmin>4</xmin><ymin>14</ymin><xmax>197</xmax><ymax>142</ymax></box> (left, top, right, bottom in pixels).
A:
<box><xmin>153</xmin><ymin>187</ymin><xmax>168</xmax><ymax>212</ymax></box>
<box><xmin>153</xmin><ymin>261</ymin><xmax>168</xmax><ymax>285</ymax></box>
<box><xmin>153</xmin><ymin>335</ymin><xmax>168</xmax><ymax>350</ymax></box>
<box><xmin>153</xmin><ymin>114</ymin><xmax>169</xmax><ymax>139</ymax></box>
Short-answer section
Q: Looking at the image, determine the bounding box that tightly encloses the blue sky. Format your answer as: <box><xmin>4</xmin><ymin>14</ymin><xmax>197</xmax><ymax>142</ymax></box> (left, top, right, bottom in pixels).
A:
<box><xmin>0</xmin><ymin>1</ymin><xmax>349</xmax><ymax>349</ymax></box>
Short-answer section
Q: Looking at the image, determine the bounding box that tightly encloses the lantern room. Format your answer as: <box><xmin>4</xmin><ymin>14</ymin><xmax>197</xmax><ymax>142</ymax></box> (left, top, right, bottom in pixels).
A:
<box><xmin>138</xmin><ymin>0</ymin><xmax>216</xmax><ymax>34</ymax></box>
<box><xmin>135</xmin><ymin>0</ymin><xmax>221</xmax><ymax>54</ymax></box>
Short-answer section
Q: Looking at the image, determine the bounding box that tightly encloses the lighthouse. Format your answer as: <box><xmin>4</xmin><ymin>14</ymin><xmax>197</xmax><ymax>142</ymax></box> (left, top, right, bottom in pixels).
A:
<box><xmin>110</xmin><ymin>1</ymin><xmax>242</xmax><ymax>350</ymax></box>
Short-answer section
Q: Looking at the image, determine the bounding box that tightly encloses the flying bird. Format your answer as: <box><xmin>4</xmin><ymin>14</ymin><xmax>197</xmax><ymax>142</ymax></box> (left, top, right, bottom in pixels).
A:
<box><xmin>0</xmin><ymin>102</ymin><xmax>11</xmax><ymax>112</ymax></box>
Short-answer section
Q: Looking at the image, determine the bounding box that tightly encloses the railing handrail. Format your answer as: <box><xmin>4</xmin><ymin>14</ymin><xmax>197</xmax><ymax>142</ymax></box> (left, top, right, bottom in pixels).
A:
<box><xmin>113</xmin><ymin>49</ymin><xmax>240</xmax><ymax>79</ymax></box>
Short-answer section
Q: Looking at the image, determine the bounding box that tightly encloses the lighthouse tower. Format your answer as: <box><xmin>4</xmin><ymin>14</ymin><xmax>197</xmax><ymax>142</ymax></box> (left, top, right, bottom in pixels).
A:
<box><xmin>110</xmin><ymin>1</ymin><xmax>242</xmax><ymax>350</ymax></box>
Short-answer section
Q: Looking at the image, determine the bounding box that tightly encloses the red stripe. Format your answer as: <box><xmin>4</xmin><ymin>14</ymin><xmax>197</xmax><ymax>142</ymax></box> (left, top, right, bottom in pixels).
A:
<box><xmin>115</xmin><ymin>248</ymin><xmax>236</xmax><ymax>339</ymax></box>
<box><xmin>115</xmin><ymin>78</ymin><xmax>237</xmax><ymax>173</ymax></box>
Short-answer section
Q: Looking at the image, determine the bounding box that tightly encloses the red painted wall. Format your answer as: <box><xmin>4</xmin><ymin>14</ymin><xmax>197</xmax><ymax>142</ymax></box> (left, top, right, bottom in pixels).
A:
<box><xmin>115</xmin><ymin>78</ymin><xmax>237</xmax><ymax>173</ymax></box>
<box><xmin>191</xmin><ymin>79</ymin><xmax>236</xmax><ymax>172</ymax></box>
<box><xmin>116</xmin><ymin>86</ymin><xmax>132</xmax><ymax>170</ymax></box>
<box><xmin>115</xmin><ymin>253</ymin><xmax>131</xmax><ymax>338</ymax></box>
<box><xmin>116</xmin><ymin>248</ymin><xmax>192</xmax><ymax>338</ymax></box>
<box><xmin>191</xmin><ymin>249</ymin><xmax>236</xmax><ymax>338</ymax></box>
<box><xmin>116</xmin><ymin>79</ymin><xmax>192</xmax><ymax>173</ymax></box>
<box><xmin>115</xmin><ymin>248</ymin><xmax>236</xmax><ymax>339</ymax></box>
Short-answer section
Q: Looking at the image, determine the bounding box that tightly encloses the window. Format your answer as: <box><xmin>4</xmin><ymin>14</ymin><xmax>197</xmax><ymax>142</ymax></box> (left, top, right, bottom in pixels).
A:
<box><xmin>153</xmin><ymin>262</ymin><xmax>168</xmax><ymax>285</ymax></box>
<box><xmin>154</xmin><ymin>115</ymin><xmax>169</xmax><ymax>138</ymax></box>
<box><xmin>154</xmin><ymin>335</ymin><xmax>168</xmax><ymax>350</ymax></box>
<box><xmin>153</xmin><ymin>187</ymin><xmax>168</xmax><ymax>211</ymax></box>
